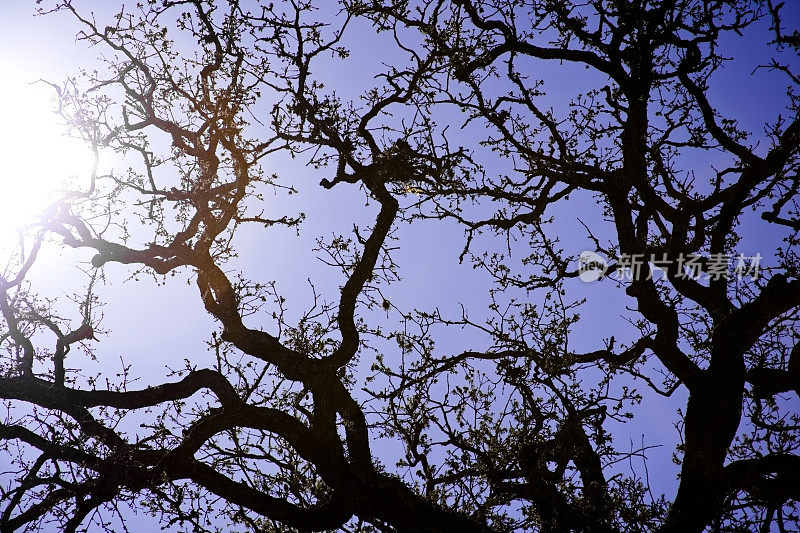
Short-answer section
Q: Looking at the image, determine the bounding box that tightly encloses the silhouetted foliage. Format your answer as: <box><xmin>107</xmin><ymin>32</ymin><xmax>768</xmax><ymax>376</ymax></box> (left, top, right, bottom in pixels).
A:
<box><xmin>1</xmin><ymin>1</ymin><xmax>799</xmax><ymax>531</ymax></box>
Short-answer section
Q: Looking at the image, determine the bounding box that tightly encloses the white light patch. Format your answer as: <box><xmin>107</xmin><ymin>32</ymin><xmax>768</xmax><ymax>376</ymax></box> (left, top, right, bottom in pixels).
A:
<box><xmin>0</xmin><ymin>74</ymin><xmax>96</xmax><ymax>247</ymax></box>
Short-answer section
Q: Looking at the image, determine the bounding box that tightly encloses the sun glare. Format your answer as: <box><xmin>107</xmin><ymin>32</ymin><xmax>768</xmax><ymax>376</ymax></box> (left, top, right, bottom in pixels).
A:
<box><xmin>0</xmin><ymin>74</ymin><xmax>96</xmax><ymax>248</ymax></box>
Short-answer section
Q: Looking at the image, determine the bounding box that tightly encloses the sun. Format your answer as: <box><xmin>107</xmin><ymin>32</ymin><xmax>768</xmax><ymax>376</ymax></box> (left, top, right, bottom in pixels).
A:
<box><xmin>0</xmin><ymin>73</ymin><xmax>96</xmax><ymax>247</ymax></box>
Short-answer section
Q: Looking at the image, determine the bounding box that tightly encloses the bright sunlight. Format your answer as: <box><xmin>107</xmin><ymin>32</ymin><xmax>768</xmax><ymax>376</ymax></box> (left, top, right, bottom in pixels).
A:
<box><xmin>0</xmin><ymin>72</ymin><xmax>96</xmax><ymax>247</ymax></box>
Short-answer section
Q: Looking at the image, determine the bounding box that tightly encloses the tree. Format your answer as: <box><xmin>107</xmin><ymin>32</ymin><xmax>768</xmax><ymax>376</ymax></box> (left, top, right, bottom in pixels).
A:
<box><xmin>1</xmin><ymin>0</ymin><xmax>799</xmax><ymax>531</ymax></box>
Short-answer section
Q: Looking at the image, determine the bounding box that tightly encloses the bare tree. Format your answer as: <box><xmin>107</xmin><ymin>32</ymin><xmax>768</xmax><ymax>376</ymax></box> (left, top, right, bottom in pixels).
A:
<box><xmin>1</xmin><ymin>1</ymin><xmax>799</xmax><ymax>532</ymax></box>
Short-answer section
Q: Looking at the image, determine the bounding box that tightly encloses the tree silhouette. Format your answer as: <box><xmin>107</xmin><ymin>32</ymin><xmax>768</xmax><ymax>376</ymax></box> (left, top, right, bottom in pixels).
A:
<box><xmin>1</xmin><ymin>1</ymin><xmax>799</xmax><ymax>531</ymax></box>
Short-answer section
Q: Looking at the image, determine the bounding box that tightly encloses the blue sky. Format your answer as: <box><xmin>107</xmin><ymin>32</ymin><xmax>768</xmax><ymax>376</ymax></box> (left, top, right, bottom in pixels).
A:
<box><xmin>1</xmin><ymin>0</ymin><xmax>799</xmax><ymax>530</ymax></box>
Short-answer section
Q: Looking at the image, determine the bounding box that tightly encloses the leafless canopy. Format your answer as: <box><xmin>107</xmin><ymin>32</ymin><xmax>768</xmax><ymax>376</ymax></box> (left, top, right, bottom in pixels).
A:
<box><xmin>1</xmin><ymin>1</ymin><xmax>799</xmax><ymax>532</ymax></box>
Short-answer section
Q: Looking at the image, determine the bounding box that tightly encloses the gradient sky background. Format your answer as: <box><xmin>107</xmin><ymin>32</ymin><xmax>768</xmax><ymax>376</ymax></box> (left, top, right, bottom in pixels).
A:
<box><xmin>1</xmin><ymin>1</ymin><xmax>799</xmax><ymax>530</ymax></box>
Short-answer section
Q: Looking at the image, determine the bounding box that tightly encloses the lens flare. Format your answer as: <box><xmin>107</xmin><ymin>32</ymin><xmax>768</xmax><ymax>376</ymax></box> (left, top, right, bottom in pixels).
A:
<box><xmin>0</xmin><ymin>74</ymin><xmax>96</xmax><ymax>247</ymax></box>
